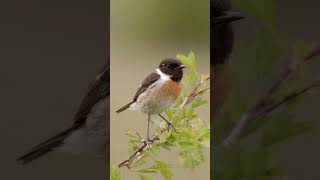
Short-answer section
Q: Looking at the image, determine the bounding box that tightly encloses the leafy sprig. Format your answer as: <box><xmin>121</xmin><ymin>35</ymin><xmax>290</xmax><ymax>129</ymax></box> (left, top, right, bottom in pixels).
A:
<box><xmin>111</xmin><ymin>52</ymin><xmax>210</xmax><ymax>180</ymax></box>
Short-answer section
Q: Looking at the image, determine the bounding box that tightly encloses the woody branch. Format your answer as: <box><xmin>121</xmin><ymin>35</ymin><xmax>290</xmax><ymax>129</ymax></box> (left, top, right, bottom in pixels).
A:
<box><xmin>222</xmin><ymin>44</ymin><xmax>320</xmax><ymax>149</ymax></box>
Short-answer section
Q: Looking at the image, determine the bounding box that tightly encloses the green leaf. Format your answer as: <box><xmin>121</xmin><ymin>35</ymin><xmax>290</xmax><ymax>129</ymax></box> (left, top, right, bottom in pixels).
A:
<box><xmin>179</xmin><ymin>148</ymin><xmax>204</xmax><ymax>169</ymax></box>
<box><xmin>177</xmin><ymin>51</ymin><xmax>197</xmax><ymax>71</ymax></box>
<box><xmin>149</xmin><ymin>144</ymin><xmax>161</xmax><ymax>156</ymax></box>
<box><xmin>196</xmin><ymin>125</ymin><xmax>210</xmax><ymax>147</ymax></box>
<box><xmin>154</xmin><ymin>160</ymin><xmax>173</xmax><ymax>180</ymax></box>
<box><xmin>159</xmin><ymin>131</ymin><xmax>172</xmax><ymax>143</ymax></box>
<box><xmin>183</xmin><ymin>72</ymin><xmax>198</xmax><ymax>88</ymax></box>
<box><xmin>132</xmin><ymin>154</ymin><xmax>148</xmax><ymax>168</ymax></box>
<box><xmin>140</xmin><ymin>175</ymin><xmax>155</xmax><ymax>180</ymax></box>
<box><xmin>138</xmin><ymin>161</ymin><xmax>173</xmax><ymax>180</ymax></box>
<box><xmin>138</xmin><ymin>168</ymin><xmax>158</xmax><ymax>174</ymax></box>
<box><xmin>110</xmin><ymin>164</ymin><xmax>121</xmax><ymax>180</ymax></box>
<box><xmin>191</xmin><ymin>97</ymin><xmax>208</xmax><ymax>108</ymax></box>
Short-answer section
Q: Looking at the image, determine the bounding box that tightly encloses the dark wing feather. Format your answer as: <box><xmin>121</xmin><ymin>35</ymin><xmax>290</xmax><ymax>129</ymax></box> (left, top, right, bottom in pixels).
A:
<box><xmin>17</xmin><ymin>62</ymin><xmax>110</xmax><ymax>164</ymax></box>
<box><xmin>133</xmin><ymin>72</ymin><xmax>160</xmax><ymax>101</ymax></box>
<box><xmin>74</xmin><ymin>63</ymin><xmax>110</xmax><ymax>124</ymax></box>
<box><xmin>116</xmin><ymin>72</ymin><xmax>160</xmax><ymax>113</ymax></box>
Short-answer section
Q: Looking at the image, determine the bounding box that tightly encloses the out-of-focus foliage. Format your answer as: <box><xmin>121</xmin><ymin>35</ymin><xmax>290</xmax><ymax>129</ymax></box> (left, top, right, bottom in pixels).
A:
<box><xmin>213</xmin><ymin>0</ymin><xmax>319</xmax><ymax>179</ymax></box>
<box><xmin>111</xmin><ymin>165</ymin><xmax>121</xmax><ymax>180</ymax></box>
<box><xmin>111</xmin><ymin>53</ymin><xmax>210</xmax><ymax>180</ymax></box>
<box><xmin>233</xmin><ymin>0</ymin><xmax>274</xmax><ymax>28</ymax></box>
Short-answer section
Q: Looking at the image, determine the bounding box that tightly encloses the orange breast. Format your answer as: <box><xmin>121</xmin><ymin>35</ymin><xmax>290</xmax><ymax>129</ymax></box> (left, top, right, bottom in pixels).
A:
<box><xmin>160</xmin><ymin>80</ymin><xmax>182</xmax><ymax>100</ymax></box>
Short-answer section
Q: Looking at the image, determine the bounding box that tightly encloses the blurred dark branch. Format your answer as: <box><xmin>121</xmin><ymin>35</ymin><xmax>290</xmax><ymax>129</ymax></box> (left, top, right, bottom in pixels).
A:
<box><xmin>222</xmin><ymin>45</ymin><xmax>320</xmax><ymax>149</ymax></box>
<box><xmin>264</xmin><ymin>80</ymin><xmax>320</xmax><ymax>114</ymax></box>
<box><xmin>305</xmin><ymin>44</ymin><xmax>320</xmax><ymax>62</ymax></box>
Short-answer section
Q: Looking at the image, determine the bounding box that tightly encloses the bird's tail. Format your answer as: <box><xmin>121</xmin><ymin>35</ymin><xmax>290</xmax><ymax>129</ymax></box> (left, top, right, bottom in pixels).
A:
<box><xmin>116</xmin><ymin>102</ymin><xmax>134</xmax><ymax>113</ymax></box>
<box><xmin>17</xmin><ymin>125</ymin><xmax>79</xmax><ymax>164</ymax></box>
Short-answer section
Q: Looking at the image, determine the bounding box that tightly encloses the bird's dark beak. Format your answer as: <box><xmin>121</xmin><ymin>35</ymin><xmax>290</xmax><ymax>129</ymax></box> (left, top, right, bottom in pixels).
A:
<box><xmin>177</xmin><ymin>65</ymin><xmax>186</xmax><ymax>69</ymax></box>
<box><xmin>213</xmin><ymin>11</ymin><xmax>244</xmax><ymax>25</ymax></box>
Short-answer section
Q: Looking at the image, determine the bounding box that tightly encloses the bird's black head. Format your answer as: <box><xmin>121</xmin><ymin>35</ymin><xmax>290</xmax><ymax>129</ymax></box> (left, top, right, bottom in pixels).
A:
<box><xmin>212</xmin><ymin>0</ymin><xmax>244</xmax><ymax>25</ymax></box>
<box><xmin>211</xmin><ymin>0</ymin><xmax>244</xmax><ymax>65</ymax></box>
<box><xmin>158</xmin><ymin>58</ymin><xmax>185</xmax><ymax>82</ymax></box>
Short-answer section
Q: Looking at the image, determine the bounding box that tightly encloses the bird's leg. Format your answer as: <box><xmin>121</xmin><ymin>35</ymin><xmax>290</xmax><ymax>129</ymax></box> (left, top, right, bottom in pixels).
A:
<box><xmin>158</xmin><ymin>114</ymin><xmax>176</xmax><ymax>132</ymax></box>
<box><xmin>143</xmin><ymin>114</ymin><xmax>153</xmax><ymax>148</ymax></box>
<box><xmin>147</xmin><ymin>114</ymin><xmax>151</xmax><ymax>140</ymax></box>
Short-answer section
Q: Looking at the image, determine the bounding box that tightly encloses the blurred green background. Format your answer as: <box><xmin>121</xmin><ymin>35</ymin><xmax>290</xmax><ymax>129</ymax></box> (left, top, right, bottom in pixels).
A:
<box><xmin>110</xmin><ymin>0</ymin><xmax>210</xmax><ymax>179</ymax></box>
<box><xmin>215</xmin><ymin>0</ymin><xmax>320</xmax><ymax>179</ymax></box>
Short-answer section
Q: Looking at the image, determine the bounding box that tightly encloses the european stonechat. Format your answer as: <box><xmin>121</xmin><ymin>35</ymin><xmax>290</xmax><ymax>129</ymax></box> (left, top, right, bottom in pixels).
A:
<box><xmin>18</xmin><ymin>63</ymin><xmax>109</xmax><ymax>164</ymax></box>
<box><xmin>116</xmin><ymin>58</ymin><xmax>186</xmax><ymax>141</ymax></box>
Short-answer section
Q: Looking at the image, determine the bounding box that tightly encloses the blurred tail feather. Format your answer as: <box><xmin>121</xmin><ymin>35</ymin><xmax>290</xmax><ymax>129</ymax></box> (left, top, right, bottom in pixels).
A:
<box><xmin>17</xmin><ymin>126</ymin><xmax>79</xmax><ymax>164</ymax></box>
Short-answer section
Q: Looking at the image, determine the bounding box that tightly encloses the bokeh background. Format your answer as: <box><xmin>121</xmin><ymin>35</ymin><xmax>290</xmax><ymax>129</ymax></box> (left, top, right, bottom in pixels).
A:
<box><xmin>110</xmin><ymin>0</ymin><xmax>210</xmax><ymax>179</ymax></box>
<box><xmin>217</xmin><ymin>0</ymin><xmax>320</xmax><ymax>179</ymax></box>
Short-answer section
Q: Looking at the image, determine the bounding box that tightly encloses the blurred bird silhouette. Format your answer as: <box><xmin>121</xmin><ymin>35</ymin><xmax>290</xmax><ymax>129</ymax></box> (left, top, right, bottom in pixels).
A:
<box><xmin>17</xmin><ymin>61</ymin><xmax>109</xmax><ymax>164</ymax></box>
<box><xmin>211</xmin><ymin>0</ymin><xmax>243</xmax><ymax>119</ymax></box>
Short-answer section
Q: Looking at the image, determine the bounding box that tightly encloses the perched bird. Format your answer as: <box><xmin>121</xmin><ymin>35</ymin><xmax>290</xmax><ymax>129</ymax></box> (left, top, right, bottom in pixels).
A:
<box><xmin>17</xmin><ymin>62</ymin><xmax>110</xmax><ymax>164</ymax></box>
<box><xmin>211</xmin><ymin>0</ymin><xmax>243</xmax><ymax>119</ymax></box>
<box><xmin>116</xmin><ymin>58</ymin><xmax>185</xmax><ymax>141</ymax></box>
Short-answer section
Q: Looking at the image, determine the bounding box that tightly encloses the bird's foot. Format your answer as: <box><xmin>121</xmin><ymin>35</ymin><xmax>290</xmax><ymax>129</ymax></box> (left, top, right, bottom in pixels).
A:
<box><xmin>158</xmin><ymin>114</ymin><xmax>177</xmax><ymax>132</ymax></box>
<box><xmin>142</xmin><ymin>138</ymin><xmax>153</xmax><ymax>149</ymax></box>
<box><xmin>166</xmin><ymin>121</ymin><xmax>177</xmax><ymax>132</ymax></box>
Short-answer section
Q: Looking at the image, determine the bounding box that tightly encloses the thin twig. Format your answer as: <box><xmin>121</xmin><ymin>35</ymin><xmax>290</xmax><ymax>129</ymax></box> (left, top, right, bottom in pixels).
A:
<box><xmin>118</xmin><ymin>118</ymin><xmax>177</xmax><ymax>168</ymax></box>
<box><xmin>179</xmin><ymin>76</ymin><xmax>210</xmax><ymax>109</ymax></box>
<box><xmin>118</xmin><ymin>135</ymin><xmax>160</xmax><ymax>168</ymax></box>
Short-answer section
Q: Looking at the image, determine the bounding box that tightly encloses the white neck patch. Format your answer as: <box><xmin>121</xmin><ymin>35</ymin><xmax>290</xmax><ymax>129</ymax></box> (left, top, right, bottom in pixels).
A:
<box><xmin>156</xmin><ymin>68</ymin><xmax>171</xmax><ymax>80</ymax></box>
